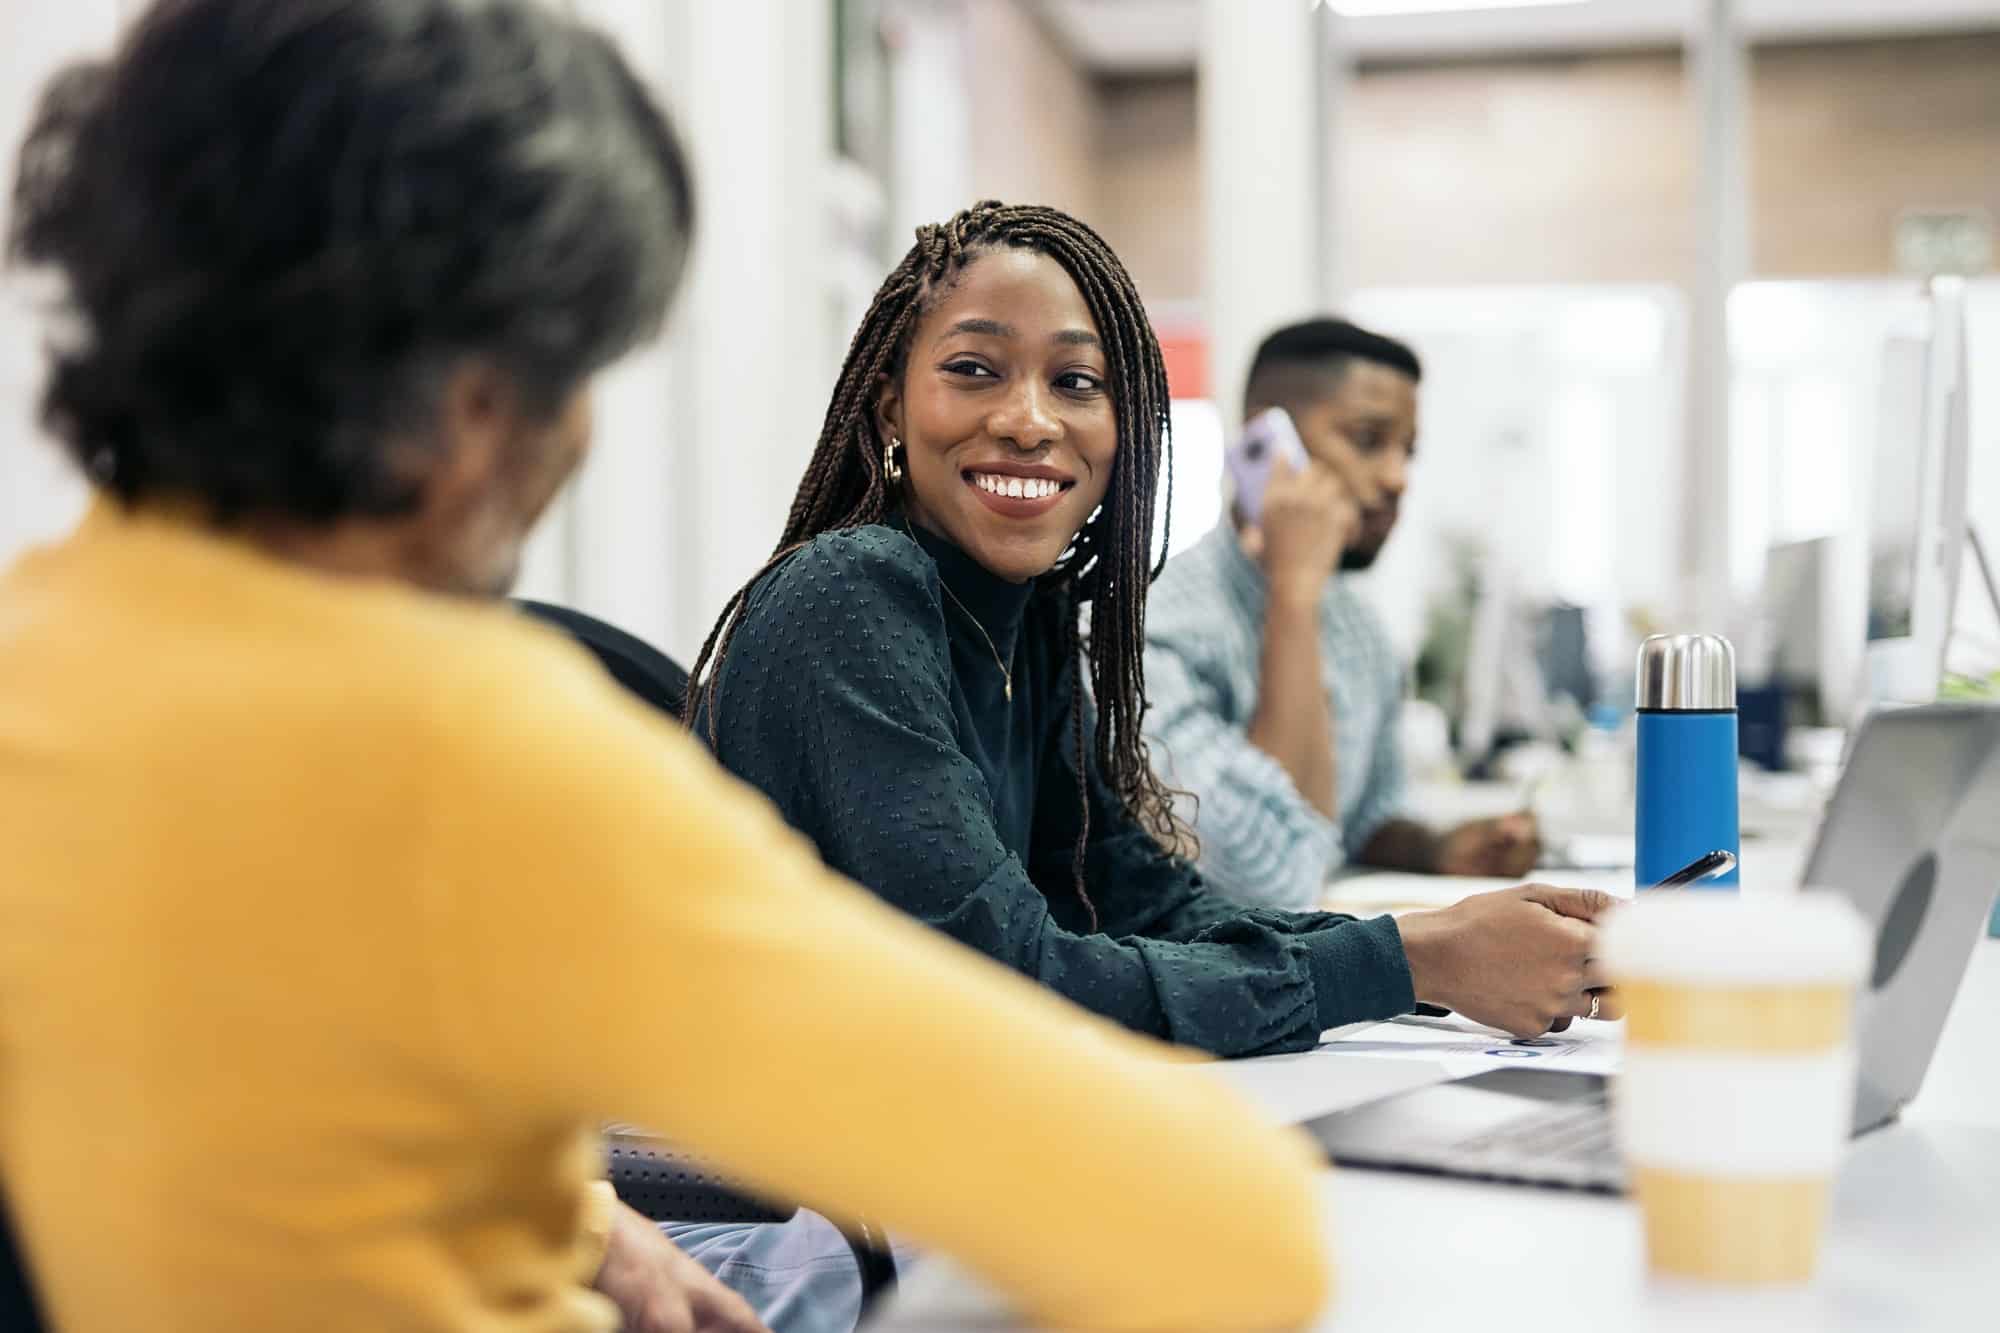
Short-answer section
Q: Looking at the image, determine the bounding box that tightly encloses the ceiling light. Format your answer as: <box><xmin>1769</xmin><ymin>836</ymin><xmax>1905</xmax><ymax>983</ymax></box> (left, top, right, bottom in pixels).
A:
<box><xmin>1325</xmin><ymin>0</ymin><xmax>1594</xmax><ymax>17</ymax></box>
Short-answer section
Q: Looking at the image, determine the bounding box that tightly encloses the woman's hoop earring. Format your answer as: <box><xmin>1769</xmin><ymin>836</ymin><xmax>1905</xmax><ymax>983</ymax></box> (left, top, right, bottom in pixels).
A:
<box><xmin>884</xmin><ymin>437</ymin><xmax>905</xmax><ymax>485</ymax></box>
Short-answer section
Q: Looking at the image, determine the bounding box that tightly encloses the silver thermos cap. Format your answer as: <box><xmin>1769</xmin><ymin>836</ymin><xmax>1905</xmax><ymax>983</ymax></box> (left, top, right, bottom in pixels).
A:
<box><xmin>1635</xmin><ymin>634</ymin><xmax>1737</xmax><ymax>712</ymax></box>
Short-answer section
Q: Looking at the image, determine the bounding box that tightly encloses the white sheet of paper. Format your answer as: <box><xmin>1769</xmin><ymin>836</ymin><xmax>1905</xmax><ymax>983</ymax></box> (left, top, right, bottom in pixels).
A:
<box><xmin>1323</xmin><ymin>869</ymin><xmax>1638</xmax><ymax>913</ymax></box>
<box><xmin>1322</xmin><ymin>872</ymin><xmax>1518</xmax><ymax>912</ymax></box>
<box><xmin>1318</xmin><ymin>1010</ymin><xmax>1624</xmax><ymax>1077</ymax></box>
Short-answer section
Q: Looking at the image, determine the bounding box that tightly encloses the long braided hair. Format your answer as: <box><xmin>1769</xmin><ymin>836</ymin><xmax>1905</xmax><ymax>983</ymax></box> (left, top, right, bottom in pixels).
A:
<box><xmin>685</xmin><ymin>201</ymin><xmax>1189</xmax><ymax>919</ymax></box>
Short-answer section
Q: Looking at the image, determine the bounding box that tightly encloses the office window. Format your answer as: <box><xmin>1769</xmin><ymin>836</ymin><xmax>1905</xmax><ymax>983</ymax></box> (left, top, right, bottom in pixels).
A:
<box><xmin>1549</xmin><ymin>381</ymin><xmax>1617</xmax><ymax>606</ymax></box>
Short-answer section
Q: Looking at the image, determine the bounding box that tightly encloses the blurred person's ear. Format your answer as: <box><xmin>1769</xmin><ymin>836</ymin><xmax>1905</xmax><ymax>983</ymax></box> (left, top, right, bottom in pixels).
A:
<box><xmin>411</xmin><ymin>361</ymin><xmax>591</xmax><ymax>595</ymax></box>
<box><xmin>425</xmin><ymin>361</ymin><xmax>522</xmax><ymax>506</ymax></box>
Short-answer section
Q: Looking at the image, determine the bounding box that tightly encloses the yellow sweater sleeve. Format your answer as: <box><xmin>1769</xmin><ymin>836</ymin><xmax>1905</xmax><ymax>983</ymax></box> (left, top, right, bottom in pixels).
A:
<box><xmin>428</xmin><ymin>629</ymin><xmax>1332</xmax><ymax>1332</ymax></box>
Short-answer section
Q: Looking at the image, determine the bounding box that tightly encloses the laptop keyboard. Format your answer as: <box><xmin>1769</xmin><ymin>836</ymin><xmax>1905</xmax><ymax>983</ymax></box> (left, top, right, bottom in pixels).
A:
<box><xmin>1436</xmin><ymin>1092</ymin><xmax>1623</xmax><ymax>1189</ymax></box>
<box><xmin>1309</xmin><ymin>1068</ymin><xmax>1628</xmax><ymax>1193</ymax></box>
<box><xmin>1455</xmin><ymin>1101</ymin><xmax>1617</xmax><ymax>1163</ymax></box>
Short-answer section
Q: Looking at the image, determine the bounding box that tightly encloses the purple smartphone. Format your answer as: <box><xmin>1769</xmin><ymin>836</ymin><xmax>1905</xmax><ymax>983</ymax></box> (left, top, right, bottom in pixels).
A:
<box><xmin>1226</xmin><ymin>407</ymin><xmax>1309</xmax><ymax>526</ymax></box>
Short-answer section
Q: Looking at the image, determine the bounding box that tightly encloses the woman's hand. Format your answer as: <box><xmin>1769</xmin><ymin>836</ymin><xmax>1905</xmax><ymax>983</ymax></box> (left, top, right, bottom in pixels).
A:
<box><xmin>1398</xmin><ymin>884</ymin><xmax>1622</xmax><ymax>1037</ymax></box>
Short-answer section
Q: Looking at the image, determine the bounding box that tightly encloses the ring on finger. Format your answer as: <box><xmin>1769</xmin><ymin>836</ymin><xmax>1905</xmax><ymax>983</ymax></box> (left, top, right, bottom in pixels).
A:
<box><xmin>1587</xmin><ymin>992</ymin><xmax>1601</xmax><ymax>1021</ymax></box>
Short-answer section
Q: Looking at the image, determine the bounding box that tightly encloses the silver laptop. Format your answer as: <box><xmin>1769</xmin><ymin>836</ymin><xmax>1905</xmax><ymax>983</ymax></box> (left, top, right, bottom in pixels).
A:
<box><xmin>1306</xmin><ymin>703</ymin><xmax>2000</xmax><ymax>1194</ymax></box>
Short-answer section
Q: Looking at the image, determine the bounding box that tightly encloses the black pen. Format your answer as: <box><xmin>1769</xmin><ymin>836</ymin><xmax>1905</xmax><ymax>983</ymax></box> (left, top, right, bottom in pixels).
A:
<box><xmin>1648</xmin><ymin>848</ymin><xmax>1737</xmax><ymax>891</ymax></box>
<box><xmin>1412</xmin><ymin>851</ymin><xmax>1736</xmax><ymax>1020</ymax></box>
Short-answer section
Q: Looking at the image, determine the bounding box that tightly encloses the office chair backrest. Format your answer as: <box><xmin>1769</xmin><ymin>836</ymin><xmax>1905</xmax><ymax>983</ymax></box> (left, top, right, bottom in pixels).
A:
<box><xmin>516</xmin><ymin>600</ymin><xmax>689</xmax><ymax>719</ymax></box>
<box><xmin>1</xmin><ymin>1190</ymin><xmax>47</xmax><ymax>1332</ymax></box>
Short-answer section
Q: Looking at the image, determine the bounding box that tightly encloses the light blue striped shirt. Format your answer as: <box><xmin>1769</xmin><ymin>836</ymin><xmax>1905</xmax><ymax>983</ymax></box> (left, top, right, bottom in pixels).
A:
<box><xmin>1144</xmin><ymin>523</ymin><xmax>1405</xmax><ymax>910</ymax></box>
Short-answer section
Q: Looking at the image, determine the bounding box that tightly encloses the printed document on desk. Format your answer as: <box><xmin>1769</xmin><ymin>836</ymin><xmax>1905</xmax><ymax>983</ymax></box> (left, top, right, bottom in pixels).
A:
<box><xmin>1318</xmin><ymin>1011</ymin><xmax>1623</xmax><ymax>1077</ymax></box>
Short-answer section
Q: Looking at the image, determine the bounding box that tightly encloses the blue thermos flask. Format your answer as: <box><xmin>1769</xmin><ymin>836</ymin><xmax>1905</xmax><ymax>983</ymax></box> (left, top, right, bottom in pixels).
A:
<box><xmin>1635</xmin><ymin>634</ymin><xmax>1741</xmax><ymax>890</ymax></box>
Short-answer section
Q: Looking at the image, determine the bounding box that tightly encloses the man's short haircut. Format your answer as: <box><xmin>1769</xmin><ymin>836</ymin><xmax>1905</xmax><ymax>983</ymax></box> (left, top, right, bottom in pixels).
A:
<box><xmin>1243</xmin><ymin>318</ymin><xmax>1421</xmax><ymax>417</ymax></box>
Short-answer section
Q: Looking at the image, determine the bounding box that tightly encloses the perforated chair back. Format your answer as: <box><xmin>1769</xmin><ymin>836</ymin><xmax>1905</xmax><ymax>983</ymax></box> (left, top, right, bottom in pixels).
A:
<box><xmin>604</xmin><ymin>1131</ymin><xmax>792</xmax><ymax>1226</ymax></box>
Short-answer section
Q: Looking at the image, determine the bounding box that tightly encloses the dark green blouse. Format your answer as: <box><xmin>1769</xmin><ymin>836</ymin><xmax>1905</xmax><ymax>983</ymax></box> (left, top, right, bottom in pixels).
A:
<box><xmin>704</xmin><ymin>519</ymin><xmax>1414</xmax><ymax>1056</ymax></box>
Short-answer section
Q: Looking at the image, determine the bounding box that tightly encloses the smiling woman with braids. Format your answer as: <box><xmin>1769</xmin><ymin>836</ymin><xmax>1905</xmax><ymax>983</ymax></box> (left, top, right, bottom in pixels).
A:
<box><xmin>688</xmin><ymin>201</ymin><xmax>1426</xmax><ymax>1060</ymax></box>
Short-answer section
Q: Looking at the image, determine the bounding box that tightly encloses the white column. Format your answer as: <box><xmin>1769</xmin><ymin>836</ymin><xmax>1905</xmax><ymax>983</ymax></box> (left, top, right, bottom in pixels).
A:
<box><xmin>1682</xmin><ymin>0</ymin><xmax>1750</xmax><ymax>630</ymax></box>
<box><xmin>1315</xmin><ymin>8</ymin><xmax>1351</xmax><ymax>313</ymax></box>
<box><xmin>662</xmin><ymin>0</ymin><xmax>836</xmax><ymax>662</ymax></box>
<box><xmin>520</xmin><ymin>1</ymin><xmax>836</xmax><ymax>660</ymax></box>
<box><xmin>542</xmin><ymin>0</ymin><xmax>683</xmax><ymax>650</ymax></box>
<box><xmin>1199</xmin><ymin>0</ymin><xmax>1328</xmax><ymax>426</ymax></box>
<box><xmin>883</xmin><ymin>0</ymin><xmax>970</xmax><ymax>247</ymax></box>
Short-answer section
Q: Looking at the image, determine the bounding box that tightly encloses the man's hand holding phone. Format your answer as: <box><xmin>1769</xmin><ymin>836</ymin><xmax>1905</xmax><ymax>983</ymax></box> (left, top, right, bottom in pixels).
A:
<box><xmin>1232</xmin><ymin>408</ymin><xmax>1391</xmax><ymax>823</ymax></box>
<box><xmin>1240</xmin><ymin>436</ymin><xmax>1383</xmax><ymax>606</ymax></box>
<box><xmin>1242</xmin><ymin>454</ymin><xmax>1354</xmax><ymax>605</ymax></box>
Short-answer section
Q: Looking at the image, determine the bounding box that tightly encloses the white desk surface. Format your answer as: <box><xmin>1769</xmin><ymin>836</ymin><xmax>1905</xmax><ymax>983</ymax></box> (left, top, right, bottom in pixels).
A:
<box><xmin>868</xmin><ymin>874</ymin><xmax>2000</xmax><ymax>1331</ymax></box>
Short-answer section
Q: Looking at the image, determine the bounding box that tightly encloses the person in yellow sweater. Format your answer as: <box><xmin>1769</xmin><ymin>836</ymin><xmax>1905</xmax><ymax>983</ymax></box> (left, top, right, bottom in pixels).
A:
<box><xmin>0</xmin><ymin>2</ymin><xmax>1331</xmax><ymax>1332</ymax></box>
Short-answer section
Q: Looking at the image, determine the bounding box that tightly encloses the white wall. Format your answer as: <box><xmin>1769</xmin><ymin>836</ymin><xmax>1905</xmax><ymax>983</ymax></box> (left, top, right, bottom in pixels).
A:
<box><xmin>0</xmin><ymin>1</ymin><xmax>129</xmax><ymax>572</ymax></box>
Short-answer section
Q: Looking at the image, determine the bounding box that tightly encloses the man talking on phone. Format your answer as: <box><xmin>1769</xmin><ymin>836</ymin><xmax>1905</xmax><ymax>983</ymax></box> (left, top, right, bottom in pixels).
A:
<box><xmin>1144</xmin><ymin>318</ymin><xmax>1539</xmax><ymax>910</ymax></box>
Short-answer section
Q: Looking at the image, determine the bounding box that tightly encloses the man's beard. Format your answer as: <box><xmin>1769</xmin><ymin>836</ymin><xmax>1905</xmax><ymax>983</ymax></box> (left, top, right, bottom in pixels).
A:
<box><xmin>1342</xmin><ymin>508</ymin><xmax>1398</xmax><ymax>571</ymax></box>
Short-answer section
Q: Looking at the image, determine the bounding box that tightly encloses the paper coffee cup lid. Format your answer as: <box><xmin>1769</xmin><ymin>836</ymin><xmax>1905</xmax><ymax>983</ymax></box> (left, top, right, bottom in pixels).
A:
<box><xmin>1601</xmin><ymin>891</ymin><xmax>1872</xmax><ymax>986</ymax></box>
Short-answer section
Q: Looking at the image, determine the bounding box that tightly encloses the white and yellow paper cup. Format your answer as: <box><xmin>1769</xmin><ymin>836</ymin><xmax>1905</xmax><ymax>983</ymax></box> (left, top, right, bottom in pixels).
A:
<box><xmin>1600</xmin><ymin>894</ymin><xmax>1870</xmax><ymax>1283</ymax></box>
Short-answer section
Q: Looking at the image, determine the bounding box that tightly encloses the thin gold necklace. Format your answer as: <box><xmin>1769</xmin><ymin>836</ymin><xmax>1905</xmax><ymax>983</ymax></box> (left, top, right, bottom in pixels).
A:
<box><xmin>903</xmin><ymin>516</ymin><xmax>1015</xmax><ymax>702</ymax></box>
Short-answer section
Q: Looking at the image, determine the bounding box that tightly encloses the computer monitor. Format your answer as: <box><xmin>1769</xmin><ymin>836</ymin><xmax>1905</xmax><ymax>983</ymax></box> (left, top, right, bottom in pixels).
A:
<box><xmin>1765</xmin><ymin>538</ymin><xmax>1828</xmax><ymax>684</ymax></box>
<box><xmin>1865</xmin><ymin>277</ymin><xmax>1971</xmax><ymax>705</ymax></box>
<box><xmin>1760</xmin><ymin>536</ymin><xmax>1838</xmax><ymax>724</ymax></box>
<box><xmin>1455</xmin><ymin>563</ymin><xmax>1556</xmax><ymax>768</ymax></box>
